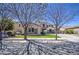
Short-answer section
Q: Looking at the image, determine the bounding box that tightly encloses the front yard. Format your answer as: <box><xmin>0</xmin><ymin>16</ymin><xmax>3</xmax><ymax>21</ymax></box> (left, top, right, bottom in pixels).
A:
<box><xmin>15</xmin><ymin>34</ymin><xmax>60</xmax><ymax>38</ymax></box>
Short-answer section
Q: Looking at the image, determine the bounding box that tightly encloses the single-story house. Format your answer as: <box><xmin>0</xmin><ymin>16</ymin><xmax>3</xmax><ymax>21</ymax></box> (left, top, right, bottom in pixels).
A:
<box><xmin>13</xmin><ymin>22</ymin><xmax>55</xmax><ymax>35</ymax></box>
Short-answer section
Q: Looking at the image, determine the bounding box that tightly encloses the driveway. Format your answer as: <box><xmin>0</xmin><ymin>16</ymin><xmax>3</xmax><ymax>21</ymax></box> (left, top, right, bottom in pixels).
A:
<box><xmin>58</xmin><ymin>34</ymin><xmax>79</xmax><ymax>42</ymax></box>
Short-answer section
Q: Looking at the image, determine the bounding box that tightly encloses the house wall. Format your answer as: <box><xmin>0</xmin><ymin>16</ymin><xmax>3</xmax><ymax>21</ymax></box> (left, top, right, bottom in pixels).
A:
<box><xmin>13</xmin><ymin>23</ymin><xmax>42</xmax><ymax>35</ymax></box>
<box><xmin>65</xmin><ymin>28</ymin><xmax>79</xmax><ymax>34</ymax></box>
<box><xmin>13</xmin><ymin>23</ymin><xmax>24</xmax><ymax>34</ymax></box>
<box><xmin>46</xmin><ymin>27</ymin><xmax>55</xmax><ymax>33</ymax></box>
<box><xmin>73</xmin><ymin>28</ymin><xmax>79</xmax><ymax>34</ymax></box>
<box><xmin>27</xmin><ymin>26</ymin><xmax>42</xmax><ymax>35</ymax></box>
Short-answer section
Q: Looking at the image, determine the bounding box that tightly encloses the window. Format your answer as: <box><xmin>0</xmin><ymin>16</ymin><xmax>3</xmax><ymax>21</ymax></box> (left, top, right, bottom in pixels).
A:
<box><xmin>43</xmin><ymin>24</ymin><xmax>45</xmax><ymax>27</ymax></box>
<box><xmin>19</xmin><ymin>24</ymin><xmax>21</xmax><ymax>27</ymax></box>
<box><xmin>32</xmin><ymin>28</ymin><xmax>34</xmax><ymax>32</ymax></box>
<box><xmin>28</xmin><ymin>28</ymin><xmax>31</xmax><ymax>32</ymax></box>
<box><xmin>28</xmin><ymin>28</ymin><xmax>34</xmax><ymax>32</ymax></box>
<box><xmin>51</xmin><ymin>25</ymin><xmax>53</xmax><ymax>27</ymax></box>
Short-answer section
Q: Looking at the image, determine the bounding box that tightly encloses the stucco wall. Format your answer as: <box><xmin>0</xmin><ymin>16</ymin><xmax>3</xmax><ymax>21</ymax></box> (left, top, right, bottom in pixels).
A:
<box><xmin>13</xmin><ymin>23</ymin><xmax>42</xmax><ymax>35</ymax></box>
<box><xmin>73</xmin><ymin>28</ymin><xmax>79</xmax><ymax>34</ymax></box>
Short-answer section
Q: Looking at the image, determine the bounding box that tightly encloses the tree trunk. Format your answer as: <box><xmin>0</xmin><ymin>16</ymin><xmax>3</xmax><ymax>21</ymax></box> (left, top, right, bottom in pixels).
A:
<box><xmin>0</xmin><ymin>31</ymin><xmax>2</xmax><ymax>49</ymax></box>
<box><xmin>0</xmin><ymin>31</ymin><xmax>2</xmax><ymax>42</ymax></box>
<box><xmin>57</xmin><ymin>28</ymin><xmax>60</xmax><ymax>34</ymax></box>
<box><xmin>55</xmin><ymin>27</ymin><xmax>58</xmax><ymax>40</ymax></box>
<box><xmin>55</xmin><ymin>30</ymin><xmax>57</xmax><ymax>40</ymax></box>
<box><xmin>24</xmin><ymin>27</ymin><xmax>27</xmax><ymax>40</ymax></box>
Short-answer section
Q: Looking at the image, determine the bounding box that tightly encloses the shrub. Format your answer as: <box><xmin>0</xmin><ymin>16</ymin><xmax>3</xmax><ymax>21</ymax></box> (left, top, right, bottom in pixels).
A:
<box><xmin>41</xmin><ymin>31</ymin><xmax>46</xmax><ymax>35</ymax></box>
<box><xmin>7</xmin><ymin>32</ymin><xmax>12</xmax><ymax>36</ymax></box>
<box><xmin>7</xmin><ymin>32</ymin><xmax>15</xmax><ymax>37</ymax></box>
<box><xmin>64</xmin><ymin>29</ymin><xmax>74</xmax><ymax>34</ymax></box>
<box><xmin>41</xmin><ymin>30</ymin><xmax>46</xmax><ymax>35</ymax></box>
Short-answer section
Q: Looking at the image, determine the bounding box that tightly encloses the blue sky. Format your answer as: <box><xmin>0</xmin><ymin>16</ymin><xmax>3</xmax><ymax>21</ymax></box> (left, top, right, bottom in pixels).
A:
<box><xmin>47</xmin><ymin>3</ymin><xmax>79</xmax><ymax>27</ymax></box>
<box><xmin>2</xmin><ymin>3</ymin><xmax>79</xmax><ymax>27</ymax></box>
<box><xmin>13</xmin><ymin>3</ymin><xmax>79</xmax><ymax>27</ymax></box>
<box><xmin>62</xmin><ymin>3</ymin><xmax>79</xmax><ymax>27</ymax></box>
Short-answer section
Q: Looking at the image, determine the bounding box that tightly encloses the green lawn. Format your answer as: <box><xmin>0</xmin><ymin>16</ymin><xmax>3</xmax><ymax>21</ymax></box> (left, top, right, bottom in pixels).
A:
<box><xmin>15</xmin><ymin>34</ymin><xmax>60</xmax><ymax>38</ymax></box>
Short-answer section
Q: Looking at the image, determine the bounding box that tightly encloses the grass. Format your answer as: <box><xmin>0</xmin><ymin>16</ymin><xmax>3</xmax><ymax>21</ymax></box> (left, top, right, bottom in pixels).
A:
<box><xmin>15</xmin><ymin>34</ymin><xmax>60</xmax><ymax>38</ymax></box>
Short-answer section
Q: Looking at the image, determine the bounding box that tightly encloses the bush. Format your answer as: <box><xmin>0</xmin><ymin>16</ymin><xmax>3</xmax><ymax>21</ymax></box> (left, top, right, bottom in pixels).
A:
<box><xmin>7</xmin><ymin>32</ymin><xmax>15</xmax><ymax>37</ymax></box>
<box><xmin>64</xmin><ymin>29</ymin><xmax>74</xmax><ymax>34</ymax></box>
<box><xmin>41</xmin><ymin>30</ymin><xmax>46</xmax><ymax>35</ymax></box>
<box><xmin>41</xmin><ymin>31</ymin><xmax>46</xmax><ymax>35</ymax></box>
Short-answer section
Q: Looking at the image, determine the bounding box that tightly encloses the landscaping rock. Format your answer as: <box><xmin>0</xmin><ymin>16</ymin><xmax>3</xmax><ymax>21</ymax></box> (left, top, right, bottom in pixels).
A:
<box><xmin>0</xmin><ymin>40</ymin><xmax>79</xmax><ymax>55</ymax></box>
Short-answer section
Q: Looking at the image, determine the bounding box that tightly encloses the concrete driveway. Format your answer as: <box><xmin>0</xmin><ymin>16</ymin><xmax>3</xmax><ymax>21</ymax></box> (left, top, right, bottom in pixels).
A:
<box><xmin>58</xmin><ymin>34</ymin><xmax>79</xmax><ymax>42</ymax></box>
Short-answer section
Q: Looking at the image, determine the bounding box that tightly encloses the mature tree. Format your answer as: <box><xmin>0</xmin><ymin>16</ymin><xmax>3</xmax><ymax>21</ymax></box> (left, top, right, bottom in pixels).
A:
<box><xmin>48</xmin><ymin>4</ymin><xmax>77</xmax><ymax>40</ymax></box>
<box><xmin>0</xmin><ymin>18</ymin><xmax>14</xmax><ymax>31</ymax></box>
<box><xmin>0</xmin><ymin>4</ymin><xmax>13</xmax><ymax>49</ymax></box>
<box><xmin>0</xmin><ymin>4</ymin><xmax>10</xmax><ymax>42</ymax></box>
<box><xmin>6</xmin><ymin>3</ymin><xmax>47</xmax><ymax>40</ymax></box>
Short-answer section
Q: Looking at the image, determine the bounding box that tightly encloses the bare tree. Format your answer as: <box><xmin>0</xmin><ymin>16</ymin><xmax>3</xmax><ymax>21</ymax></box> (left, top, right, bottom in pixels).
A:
<box><xmin>48</xmin><ymin>4</ymin><xmax>76</xmax><ymax>40</ymax></box>
<box><xmin>5</xmin><ymin>3</ymin><xmax>47</xmax><ymax>40</ymax></box>
<box><xmin>3</xmin><ymin>3</ymin><xmax>47</xmax><ymax>54</ymax></box>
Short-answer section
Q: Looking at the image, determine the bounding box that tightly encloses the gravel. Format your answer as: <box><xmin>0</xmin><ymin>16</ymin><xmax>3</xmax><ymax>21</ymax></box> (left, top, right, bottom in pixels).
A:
<box><xmin>0</xmin><ymin>40</ymin><xmax>79</xmax><ymax>55</ymax></box>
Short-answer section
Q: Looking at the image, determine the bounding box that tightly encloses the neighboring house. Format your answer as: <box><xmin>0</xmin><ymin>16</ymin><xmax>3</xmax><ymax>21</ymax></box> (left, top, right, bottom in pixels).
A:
<box><xmin>13</xmin><ymin>22</ymin><xmax>55</xmax><ymax>35</ymax></box>
<box><xmin>65</xmin><ymin>26</ymin><xmax>79</xmax><ymax>34</ymax></box>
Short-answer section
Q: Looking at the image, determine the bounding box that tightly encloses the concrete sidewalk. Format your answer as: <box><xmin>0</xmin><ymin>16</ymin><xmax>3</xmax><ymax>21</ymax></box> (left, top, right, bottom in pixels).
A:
<box><xmin>58</xmin><ymin>34</ymin><xmax>79</xmax><ymax>42</ymax></box>
<box><xmin>3</xmin><ymin>38</ymin><xmax>64</xmax><ymax>43</ymax></box>
<box><xmin>4</xmin><ymin>38</ymin><xmax>62</xmax><ymax>40</ymax></box>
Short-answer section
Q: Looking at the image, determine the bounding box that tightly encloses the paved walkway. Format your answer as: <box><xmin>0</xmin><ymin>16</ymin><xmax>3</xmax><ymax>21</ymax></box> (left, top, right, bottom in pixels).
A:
<box><xmin>3</xmin><ymin>38</ymin><xmax>63</xmax><ymax>44</ymax></box>
<box><xmin>58</xmin><ymin>34</ymin><xmax>79</xmax><ymax>42</ymax></box>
